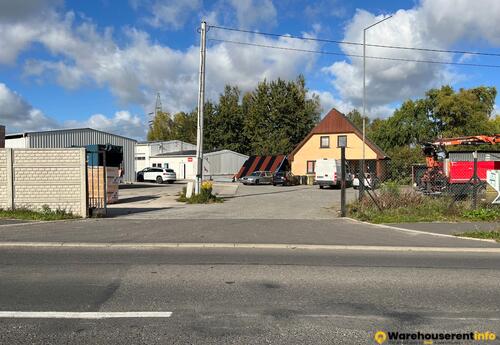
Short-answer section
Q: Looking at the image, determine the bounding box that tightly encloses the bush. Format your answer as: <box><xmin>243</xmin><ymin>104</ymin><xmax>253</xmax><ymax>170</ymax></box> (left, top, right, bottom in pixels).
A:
<box><xmin>177</xmin><ymin>181</ymin><xmax>223</xmax><ymax>204</ymax></box>
<box><xmin>348</xmin><ymin>189</ymin><xmax>461</xmax><ymax>223</ymax></box>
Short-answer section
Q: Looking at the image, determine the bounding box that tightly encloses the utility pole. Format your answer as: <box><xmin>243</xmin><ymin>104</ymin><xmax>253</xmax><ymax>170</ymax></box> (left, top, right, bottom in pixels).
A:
<box><xmin>195</xmin><ymin>21</ymin><xmax>207</xmax><ymax>195</ymax></box>
<box><xmin>361</xmin><ymin>15</ymin><xmax>392</xmax><ymax>200</ymax></box>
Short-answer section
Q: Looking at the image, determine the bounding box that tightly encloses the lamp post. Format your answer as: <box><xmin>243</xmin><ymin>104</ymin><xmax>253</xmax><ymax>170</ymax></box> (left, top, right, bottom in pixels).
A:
<box><xmin>360</xmin><ymin>15</ymin><xmax>392</xmax><ymax>199</ymax></box>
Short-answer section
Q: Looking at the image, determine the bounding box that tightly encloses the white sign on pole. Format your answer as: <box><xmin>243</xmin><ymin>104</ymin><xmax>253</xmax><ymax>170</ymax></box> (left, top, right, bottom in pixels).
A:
<box><xmin>486</xmin><ymin>170</ymin><xmax>500</xmax><ymax>204</ymax></box>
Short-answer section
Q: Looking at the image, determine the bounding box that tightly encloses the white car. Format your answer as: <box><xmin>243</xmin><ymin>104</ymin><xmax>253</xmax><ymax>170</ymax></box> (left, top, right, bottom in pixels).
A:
<box><xmin>138</xmin><ymin>167</ymin><xmax>176</xmax><ymax>184</ymax></box>
<box><xmin>353</xmin><ymin>173</ymin><xmax>378</xmax><ymax>189</ymax></box>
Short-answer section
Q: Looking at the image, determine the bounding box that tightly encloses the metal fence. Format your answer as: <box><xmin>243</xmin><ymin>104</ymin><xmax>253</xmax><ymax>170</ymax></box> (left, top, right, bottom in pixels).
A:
<box><xmin>356</xmin><ymin>156</ymin><xmax>500</xmax><ymax>213</ymax></box>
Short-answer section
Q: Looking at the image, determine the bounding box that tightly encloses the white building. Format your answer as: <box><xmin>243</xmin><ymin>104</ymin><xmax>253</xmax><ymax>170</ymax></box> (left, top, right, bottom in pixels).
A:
<box><xmin>149</xmin><ymin>149</ymin><xmax>249</xmax><ymax>181</ymax></box>
<box><xmin>135</xmin><ymin>140</ymin><xmax>196</xmax><ymax>172</ymax></box>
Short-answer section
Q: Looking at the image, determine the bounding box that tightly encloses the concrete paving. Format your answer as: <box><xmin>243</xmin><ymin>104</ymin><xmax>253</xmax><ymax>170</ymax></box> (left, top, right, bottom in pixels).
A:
<box><xmin>0</xmin><ymin>247</ymin><xmax>499</xmax><ymax>344</ymax></box>
<box><xmin>110</xmin><ymin>183</ymin><xmax>357</xmax><ymax>219</ymax></box>
<box><xmin>0</xmin><ymin>218</ymin><xmax>498</xmax><ymax>248</ymax></box>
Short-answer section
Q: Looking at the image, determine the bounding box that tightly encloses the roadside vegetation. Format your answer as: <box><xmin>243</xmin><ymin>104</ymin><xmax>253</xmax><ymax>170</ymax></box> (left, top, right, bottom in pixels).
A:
<box><xmin>455</xmin><ymin>231</ymin><xmax>500</xmax><ymax>242</ymax></box>
<box><xmin>348</xmin><ymin>182</ymin><xmax>500</xmax><ymax>223</ymax></box>
<box><xmin>0</xmin><ymin>205</ymin><xmax>78</xmax><ymax>221</ymax></box>
<box><xmin>177</xmin><ymin>181</ymin><xmax>223</xmax><ymax>204</ymax></box>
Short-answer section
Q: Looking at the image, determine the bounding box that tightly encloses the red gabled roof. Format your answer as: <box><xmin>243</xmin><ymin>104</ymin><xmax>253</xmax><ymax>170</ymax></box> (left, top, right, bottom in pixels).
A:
<box><xmin>235</xmin><ymin>155</ymin><xmax>287</xmax><ymax>179</ymax></box>
<box><xmin>288</xmin><ymin>108</ymin><xmax>388</xmax><ymax>160</ymax></box>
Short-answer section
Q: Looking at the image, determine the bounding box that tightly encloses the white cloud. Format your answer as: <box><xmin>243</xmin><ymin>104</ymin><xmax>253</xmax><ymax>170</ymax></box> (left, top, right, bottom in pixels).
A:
<box><xmin>227</xmin><ymin>0</ymin><xmax>277</xmax><ymax>28</ymax></box>
<box><xmin>64</xmin><ymin>111</ymin><xmax>146</xmax><ymax>139</ymax></box>
<box><xmin>146</xmin><ymin>0</ymin><xmax>202</xmax><ymax>30</ymax></box>
<box><xmin>4</xmin><ymin>5</ymin><xmax>317</xmax><ymax>115</ymax></box>
<box><xmin>322</xmin><ymin>0</ymin><xmax>500</xmax><ymax>117</ymax></box>
<box><xmin>0</xmin><ymin>83</ymin><xmax>58</xmax><ymax>132</ymax></box>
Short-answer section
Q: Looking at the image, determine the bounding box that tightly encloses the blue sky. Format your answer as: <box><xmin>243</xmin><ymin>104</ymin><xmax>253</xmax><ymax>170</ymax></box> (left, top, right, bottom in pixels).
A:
<box><xmin>1</xmin><ymin>0</ymin><xmax>500</xmax><ymax>139</ymax></box>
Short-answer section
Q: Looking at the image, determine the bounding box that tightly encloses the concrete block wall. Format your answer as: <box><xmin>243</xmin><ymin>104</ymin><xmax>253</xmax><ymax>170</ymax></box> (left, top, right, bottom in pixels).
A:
<box><xmin>0</xmin><ymin>150</ymin><xmax>7</xmax><ymax>209</ymax></box>
<box><xmin>0</xmin><ymin>148</ymin><xmax>87</xmax><ymax>217</ymax></box>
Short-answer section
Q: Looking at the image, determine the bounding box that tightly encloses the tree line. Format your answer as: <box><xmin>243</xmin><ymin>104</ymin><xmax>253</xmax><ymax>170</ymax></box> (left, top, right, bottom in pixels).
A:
<box><xmin>147</xmin><ymin>76</ymin><xmax>321</xmax><ymax>156</ymax></box>
<box><xmin>347</xmin><ymin>85</ymin><xmax>500</xmax><ymax>178</ymax></box>
<box><xmin>148</xmin><ymin>76</ymin><xmax>500</xmax><ymax>178</ymax></box>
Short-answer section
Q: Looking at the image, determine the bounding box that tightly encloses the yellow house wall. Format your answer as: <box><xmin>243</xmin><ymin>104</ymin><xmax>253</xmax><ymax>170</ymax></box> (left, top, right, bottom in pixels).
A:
<box><xmin>291</xmin><ymin>133</ymin><xmax>378</xmax><ymax>175</ymax></box>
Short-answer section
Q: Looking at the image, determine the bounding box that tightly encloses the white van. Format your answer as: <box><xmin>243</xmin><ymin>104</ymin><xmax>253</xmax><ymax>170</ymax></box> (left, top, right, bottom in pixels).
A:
<box><xmin>314</xmin><ymin>159</ymin><xmax>352</xmax><ymax>189</ymax></box>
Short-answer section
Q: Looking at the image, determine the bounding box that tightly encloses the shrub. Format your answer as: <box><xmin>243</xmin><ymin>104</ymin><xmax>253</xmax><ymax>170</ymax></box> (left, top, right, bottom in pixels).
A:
<box><xmin>177</xmin><ymin>181</ymin><xmax>223</xmax><ymax>204</ymax></box>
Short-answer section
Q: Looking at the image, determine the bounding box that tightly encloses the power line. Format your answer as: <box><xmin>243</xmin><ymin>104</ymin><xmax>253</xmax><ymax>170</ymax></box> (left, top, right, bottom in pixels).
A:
<box><xmin>209</xmin><ymin>25</ymin><xmax>500</xmax><ymax>58</ymax></box>
<box><xmin>207</xmin><ymin>38</ymin><xmax>500</xmax><ymax>68</ymax></box>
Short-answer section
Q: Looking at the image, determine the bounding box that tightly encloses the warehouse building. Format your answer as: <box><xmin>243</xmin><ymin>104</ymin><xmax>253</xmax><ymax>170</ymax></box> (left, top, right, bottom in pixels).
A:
<box><xmin>149</xmin><ymin>149</ymin><xmax>249</xmax><ymax>180</ymax></box>
<box><xmin>5</xmin><ymin>128</ymin><xmax>137</xmax><ymax>182</ymax></box>
<box><xmin>135</xmin><ymin>140</ymin><xmax>196</xmax><ymax>172</ymax></box>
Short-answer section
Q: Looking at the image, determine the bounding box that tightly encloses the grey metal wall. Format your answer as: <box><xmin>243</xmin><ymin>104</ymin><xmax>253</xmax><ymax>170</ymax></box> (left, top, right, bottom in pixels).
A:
<box><xmin>449</xmin><ymin>151</ymin><xmax>500</xmax><ymax>162</ymax></box>
<box><xmin>28</xmin><ymin>129</ymin><xmax>137</xmax><ymax>182</ymax></box>
<box><xmin>149</xmin><ymin>140</ymin><xmax>196</xmax><ymax>156</ymax></box>
<box><xmin>205</xmin><ymin>150</ymin><xmax>249</xmax><ymax>176</ymax></box>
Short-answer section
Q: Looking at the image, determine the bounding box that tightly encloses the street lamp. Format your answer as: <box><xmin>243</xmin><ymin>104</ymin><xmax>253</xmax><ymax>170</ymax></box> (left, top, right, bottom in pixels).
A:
<box><xmin>360</xmin><ymin>15</ymin><xmax>392</xmax><ymax>198</ymax></box>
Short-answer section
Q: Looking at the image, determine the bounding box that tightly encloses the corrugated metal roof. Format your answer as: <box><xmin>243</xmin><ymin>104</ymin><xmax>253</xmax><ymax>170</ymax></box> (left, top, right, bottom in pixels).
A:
<box><xmin>6</xmin><ymin>127</ymin><xmax>137</xmax><ymax>142</ymax></box>
<box><xmin>235</xmin><ymin>155</ymin><xmax>287</xmax><ymax>179</ymax></box>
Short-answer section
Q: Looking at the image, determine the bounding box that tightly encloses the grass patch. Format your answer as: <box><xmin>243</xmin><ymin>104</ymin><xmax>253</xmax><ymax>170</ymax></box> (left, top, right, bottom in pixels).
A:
<box><xmin>348</xmin><ymin>183</ymin><xmax>500</xmax><ymax>223</ymax></box>
<box><xmin>454</xmin><ymin>231</ymin><xmax>500</xmax><ymax>242</ymax></box>
<box><xmin>0</xmin><ymin>205</ymin><xmax>78</xmax><ymax>221</ymax></box>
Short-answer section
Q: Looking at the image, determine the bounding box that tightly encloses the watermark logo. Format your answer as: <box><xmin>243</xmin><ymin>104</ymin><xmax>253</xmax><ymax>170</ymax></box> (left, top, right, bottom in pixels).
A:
<box><xmin>374</xmin><ymin>331</ymin><xmax>387</xmax><ymax>344</ymax></box>
<box><xmin>373</xmin><ymin>330</ymin><xmax>496</xmax><ymax>344</ymax></box>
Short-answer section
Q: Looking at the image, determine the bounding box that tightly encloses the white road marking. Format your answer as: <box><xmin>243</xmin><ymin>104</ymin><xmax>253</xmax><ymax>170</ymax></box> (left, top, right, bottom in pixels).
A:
<box><xmin>0</xmin><ymin>312</ymin><xmax>172</xmax><ymax>319</ymax></box>
<box><xmin>345</xmin><ymin>217</ymin><xmax>498</xmax><ymax>243</ymax></box>
<box><xmin>0</xmin><ymin>242</ymin><xmax>498</xmax><ymax>252</ymax></box>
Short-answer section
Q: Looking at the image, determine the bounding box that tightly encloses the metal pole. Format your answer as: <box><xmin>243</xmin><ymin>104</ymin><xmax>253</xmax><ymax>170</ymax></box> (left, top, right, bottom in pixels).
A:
<box><xmin>340</xmin><ymin>147</ymin><xmax>346</xmax><ymax>217</ymax></box>
<box><xmin>195</xmin><ymin>21</ymin><xmax>207</xmax><ymax>195</ymax></box>
<box><xmin>360</xmin><ymin>29</ymin><xmax>366</xmax><ymax>200</ymax></box>
<box><xmin>472</xmin><ymin>151</ymin><xmax>478</xmax><ymax>210</ymax></box>
<box><xmin>359</xmin><ymin>15</ymin><xmax>392</xmax><ymax>201</ymax></box>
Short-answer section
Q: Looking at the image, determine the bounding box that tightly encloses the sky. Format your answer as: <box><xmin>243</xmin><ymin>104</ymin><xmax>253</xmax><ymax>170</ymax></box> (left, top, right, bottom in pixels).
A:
<box><xmin>1</xmin><ymin>0</ymin><xmax>500</xmax><ymax>140</ymax></box>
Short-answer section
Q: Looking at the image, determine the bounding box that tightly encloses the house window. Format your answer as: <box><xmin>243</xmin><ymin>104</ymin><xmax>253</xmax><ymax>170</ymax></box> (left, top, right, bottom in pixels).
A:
<box><xmin>320</xmin><ymin>136</ymin><xmax>330</xmax><ymax>148</ymax></box>
<box><xmin>163</xmin><ymin>163</ymin><xmax>169</xmax><ymax>168</ymax></box>
<box><xmin>337</xmin><ymin>135</ymin><xmax>347</xmax><ymax>148</ymax></box>
<box><xmin>135</xmin><ymin>156</ymin><xmax>145</xmax><ymax>160</ymax></box>
<box><xmin>307</xmin><ymin>160</ymin><xmax>316</xmax><ymax>174</ymax></box>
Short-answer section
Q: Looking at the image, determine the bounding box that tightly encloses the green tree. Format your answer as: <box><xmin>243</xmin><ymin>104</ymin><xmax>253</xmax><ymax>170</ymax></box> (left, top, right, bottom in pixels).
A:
<box><xmin>347</xmin><ymin>109</ymin><xmax>370</xmax><ymax>130</ymax></box>
<box><xmin>147</xmin><ymin>111</ymin><xmax>174</xmax><ymax>141</ymax></box>
<box><xmin>171</xmin><ymin>111</ymin><xmax>197</xmax><ymax>144</ymax></box>
<box><xmin>209</xmin><ymin>86</ymin><xmax>247</xmax><ymax>152</ymax></box>
<box><xmin>244</xmin><ymin>76</ymin><xmax>320</xmax><ymax>155</ymax></box>
<box><xmin>426</xmin><ymin>85</ymin><xmax>496</xmax><ymax>137</ymax></box>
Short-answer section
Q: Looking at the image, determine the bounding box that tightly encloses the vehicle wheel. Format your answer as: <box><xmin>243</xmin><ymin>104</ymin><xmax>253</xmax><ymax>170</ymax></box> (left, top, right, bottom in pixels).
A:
<box><xmin>156</xmin><ymin>176</ymin><xmax>163</xmax><ymax>184</ymax></box>
<box><xmin>137</xmin><ymin>175</ymin><xmax>144</xmax><ymax>182</ymax></box>
<box><xmin>167</xmin><ymin>180</ymin><xmax>174</xmax><ymax>184</ymax></box>
<box><xmin>319</xmin><ymin>185</ymin><xmax>324</xmax><ymax>189</ymax></box>
<box><xmin>272</xmin><ymin>183</ymin><xmax>276</xmax><ymax>186</ymax></box>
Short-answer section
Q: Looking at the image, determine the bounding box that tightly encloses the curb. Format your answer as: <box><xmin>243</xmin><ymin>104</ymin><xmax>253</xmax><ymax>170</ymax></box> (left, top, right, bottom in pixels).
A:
<box><xmin>0</xmin><ymin>242</ymin><xmax>499</xmax><ymax>253</ymax></box>
<box><xmin>344</xmin><ymin>217</ymin><xmax>499</xmax><ymax>244</ymax></box>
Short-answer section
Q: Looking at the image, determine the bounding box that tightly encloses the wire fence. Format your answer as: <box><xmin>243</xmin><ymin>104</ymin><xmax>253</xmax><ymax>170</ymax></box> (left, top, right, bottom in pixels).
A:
<box><xmin>354</xmin><ymin>157</ymin><xmax>500</xmax><ymax>215</ymax></box>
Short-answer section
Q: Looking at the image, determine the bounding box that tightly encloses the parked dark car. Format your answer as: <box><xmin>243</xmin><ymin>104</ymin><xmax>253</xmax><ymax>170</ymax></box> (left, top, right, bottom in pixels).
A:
<box><xmin>272</xmin><ymin>171</ymin><xmax>294</xmax><ymax>186</ymax></box>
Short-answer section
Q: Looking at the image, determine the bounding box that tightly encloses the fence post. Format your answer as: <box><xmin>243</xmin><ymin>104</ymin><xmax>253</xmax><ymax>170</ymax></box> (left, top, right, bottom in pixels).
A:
<box><xmin>340</xmin><ymin>146</ymin><xmax>346</xmax><ymax>217</ymax></box>
<box><xmin>472</xmin><ymin>151</ymin><xmax>478</xmax><ymax>210</ymax></box>
<box><xmin>6</xmin><ymin>148</ymin><xmax>13</xmax><ymax>210</ymax></box>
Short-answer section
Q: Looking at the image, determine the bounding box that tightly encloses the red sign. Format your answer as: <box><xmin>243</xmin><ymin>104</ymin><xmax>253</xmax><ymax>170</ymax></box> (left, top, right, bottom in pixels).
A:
<box><xmin>188</xmin><ymin>157</ymin><xmax>193</xmax><ymax>162</ymax></box>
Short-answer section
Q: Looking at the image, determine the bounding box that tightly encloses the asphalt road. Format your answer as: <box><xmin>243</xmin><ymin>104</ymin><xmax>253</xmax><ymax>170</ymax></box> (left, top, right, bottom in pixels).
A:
<box><xmin>1</xmin><ymin>247</ymin><xmax>499</xmax><ymax>344</ymax></box>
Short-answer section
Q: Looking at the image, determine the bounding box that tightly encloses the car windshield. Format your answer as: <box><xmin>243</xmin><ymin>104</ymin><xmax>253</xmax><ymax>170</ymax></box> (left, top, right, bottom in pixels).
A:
<box><xmin>250</xmin><ymin>172</ymin><xmax>260</xmax><ymax>176</ymax></box>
